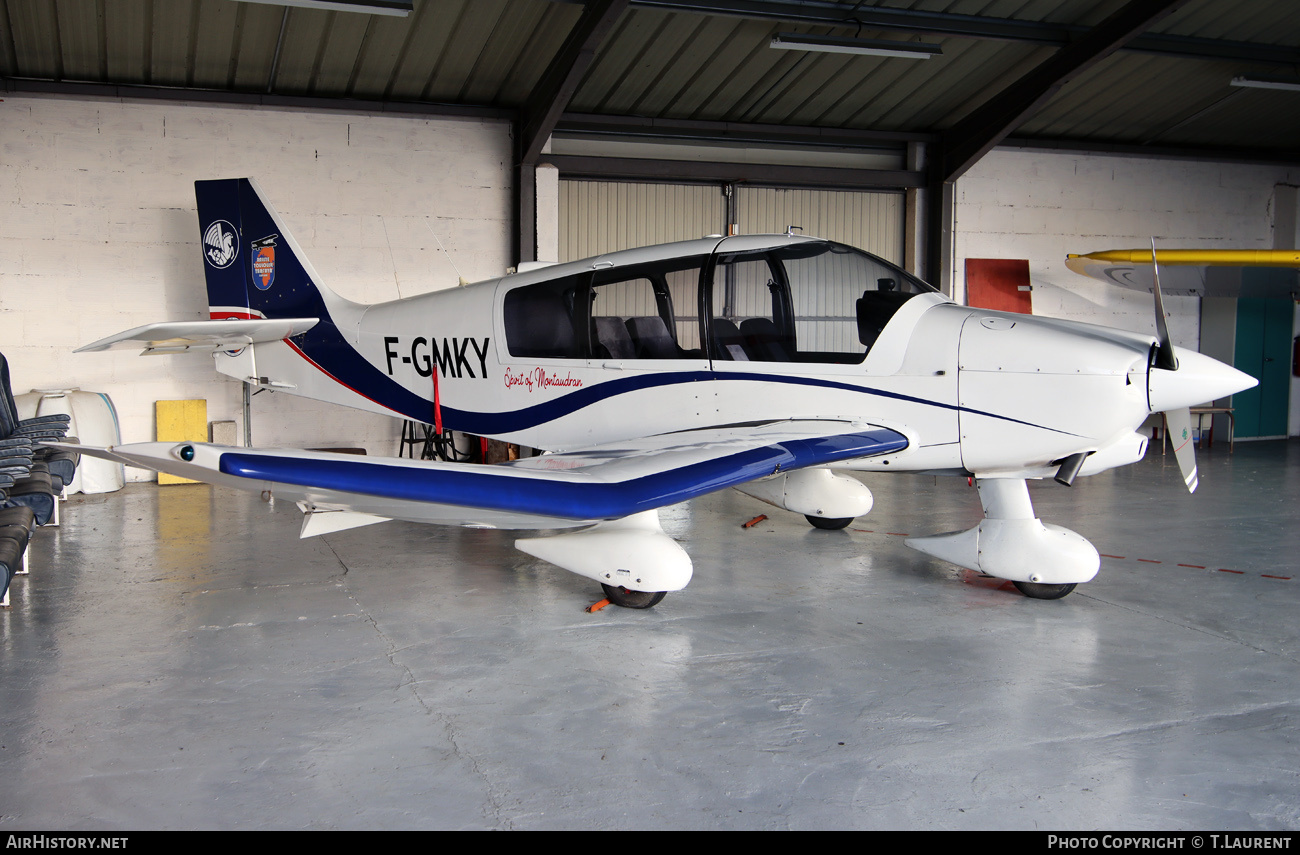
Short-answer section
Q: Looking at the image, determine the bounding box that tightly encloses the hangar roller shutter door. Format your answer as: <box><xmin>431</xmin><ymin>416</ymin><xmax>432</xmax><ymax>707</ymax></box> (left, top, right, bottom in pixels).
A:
<box><xmin>731</xmin><ymin>187</ymin><xmax>903</xmax><ymax>265</ymax></box>
<box><xmin>559</xmin><ymin>181</ymin><xmax>904</xmax><ymax>266</ymax></box>
<box><xmin>559</xmin><ymin>182</ymin><xmax>727</xmax><ymax>261</ymax></box>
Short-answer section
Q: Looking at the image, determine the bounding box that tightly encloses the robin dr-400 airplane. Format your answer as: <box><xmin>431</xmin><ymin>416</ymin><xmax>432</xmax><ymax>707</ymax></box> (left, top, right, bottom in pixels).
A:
<box><xmin>65</xmin><ymin>178</ymin><xmax>1257</xmax><ymax>608</ymax></box>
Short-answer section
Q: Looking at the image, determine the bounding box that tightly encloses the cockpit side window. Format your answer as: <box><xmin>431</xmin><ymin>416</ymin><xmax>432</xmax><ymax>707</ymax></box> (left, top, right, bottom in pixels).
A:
<box><xmin>709</xmin><ymin>255</ymin><xmax>783</xmax><ymax>362</ymax></box>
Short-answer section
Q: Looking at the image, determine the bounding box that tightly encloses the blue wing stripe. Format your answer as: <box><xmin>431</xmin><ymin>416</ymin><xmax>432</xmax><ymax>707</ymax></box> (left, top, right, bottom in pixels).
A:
<box><xmin>218</xmin><ymin>427</ymin><xmax>908</xmax><ymax>521</ymax></box>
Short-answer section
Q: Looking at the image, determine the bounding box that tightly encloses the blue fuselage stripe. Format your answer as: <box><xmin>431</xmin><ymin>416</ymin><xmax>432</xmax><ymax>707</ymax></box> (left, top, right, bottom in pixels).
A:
<box><xmin>294</xmin><ymin>323</ymin><xmax>1076</xmax><ymax>439</ymax></box>
<box><xmin>435</xmin><ymin>370</ymin><xmax>1076</xmax><ymax>438</ymax></box>
<box><xmin>218</xmin><ymin>428</ymin><xmax>908</xmax><ymax>521</ymax></box>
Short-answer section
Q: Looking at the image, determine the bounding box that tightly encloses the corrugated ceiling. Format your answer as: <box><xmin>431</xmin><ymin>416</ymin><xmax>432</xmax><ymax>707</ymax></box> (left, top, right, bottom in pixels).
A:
<box><xmin>2</xmin><ymin>0</ymin><xmax>1298</xmax><ymax>164</ymax></box>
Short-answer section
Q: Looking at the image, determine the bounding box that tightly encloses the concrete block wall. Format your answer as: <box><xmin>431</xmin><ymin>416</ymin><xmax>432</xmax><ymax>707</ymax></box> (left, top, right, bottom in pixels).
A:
<box><xmin>1</xmin><ymin>95</ymin><xmax>513</xmax><ymax>477</ymax></box>
<box><xmin>955</xmin><ymin>149</ymin><xmax>1300</xmax><ymax>350</ymax></box>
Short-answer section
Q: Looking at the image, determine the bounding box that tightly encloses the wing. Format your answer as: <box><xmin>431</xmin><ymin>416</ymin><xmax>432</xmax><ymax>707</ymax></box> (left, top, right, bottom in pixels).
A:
<box><xmin>76</xmin><ymin>318</ymin><xmax>319</xmax><ymax>354</ymax></box>
<box><xmin>1066</xmin><ymin>249</ymin><xmax>1300</xmax><ymax>299</ymax></box>
<box><xmin>47</xmin><ymin>419</ymin><xmax>907</xmax><ymax>531</ymax></box>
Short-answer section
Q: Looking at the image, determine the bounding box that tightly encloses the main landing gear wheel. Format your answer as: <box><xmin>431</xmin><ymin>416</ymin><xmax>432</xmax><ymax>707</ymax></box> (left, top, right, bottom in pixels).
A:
<box><xmin>805</xmin><ymin>515</ymin><xmax>854</xmax><ymax>530</ymax></box>
<box><xmin>600</xmin><ymin>584</ymin><xmax>667</xmax><ymax>609</ymax></box>
<box><xmin>1013</xmin><ymin>581</ymin><xmax>1078</xmax><ymax>600</ymax></box>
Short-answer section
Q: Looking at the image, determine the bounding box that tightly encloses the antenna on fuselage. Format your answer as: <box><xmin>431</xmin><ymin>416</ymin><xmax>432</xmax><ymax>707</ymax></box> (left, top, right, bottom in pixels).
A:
<box><xmin>425</xmin><ymin>219</ymin><xmax>470</xmax><ymax>287</ymax></box>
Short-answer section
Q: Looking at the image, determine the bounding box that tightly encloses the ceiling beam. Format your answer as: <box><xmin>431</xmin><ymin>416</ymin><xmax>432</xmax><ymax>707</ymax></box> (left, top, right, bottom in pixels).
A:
<box><xmin>545</xmin><ymin>153</ymin><xmax>923</xmax><ymax>190</ymax></box>
<box><xmin>0</xmin><ymin>77</ymin><xmax>514</xmax><ymax>120</ymax></box>
<box><xmin>233</xmin><ymin>1</ymin><xmax>413</xmax><ymax>15</ymax></box>
<box><xmin>1001</xmin><ymin>133</ymin><xmax>1300</xmax><ymax>167</ymax></box>
<box><xmin>518</xmin><ymin>0</ymin><xmax>629</xmax><ymax>166</ymax></box>
<box><xmin>624</xmin><ymin>0</ymin><xmax>1300</xmax><ymax>66</ymax></box>
<box><xmin>557</xmin><ymin>111</ymin><xmax>935</xmax><ymax>147</ymax></box>
<box><xmin>933</xmin><ymin>0</ymin><xmax>1189</xmax><ymax>185</ymax></box>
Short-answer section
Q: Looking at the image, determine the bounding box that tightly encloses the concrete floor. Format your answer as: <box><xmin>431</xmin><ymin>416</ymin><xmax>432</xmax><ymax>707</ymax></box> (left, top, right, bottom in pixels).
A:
<box><xmin>2</xmin><ymin>439</ymin><xmax>1298</xmax><ymax>830</ymax></box>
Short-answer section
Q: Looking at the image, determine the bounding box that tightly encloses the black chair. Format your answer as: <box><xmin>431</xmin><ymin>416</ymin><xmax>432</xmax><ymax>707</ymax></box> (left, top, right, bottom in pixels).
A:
<box><xmin>709</xmin><ymin>318</ymin><xmax>749</xmax><ymax>361</ymax></box>
<box><xmin>626</xmin><ymin>317</ymin><xmax>683</xmax><ymax>360</ymax></box>
<box><xmin>0</xmin><ymin>468</ymin><xmax>54</xmax><ymax>527</ymax></box>
<box><xmin>856</xmin><ymin>291</ymin><xmax>915</xmax><ymax>350</ymax></box>
<box><xmin>739</xmin><ymin>317</ymin><xmax>795</xmax><ymax>362</ymax></box>
<box><xmin>0</xmin><ymin>473</ymin><xmax>40</xmax><ymax>606</ymax></box>
<box><xmin>1</xmin><ymin>535</ymin><xmax>23</xmax><ymax>607</ymax></box>
<box><xmin>594</xmin><ymin>317</ymin><xmax>636</xmax><ymax>359</ymax></box>
<box><xmin>0</xmin><ymin>353</ymin><xmax>71</xmax><ymax>439</ymax></box>
<box><xmin>0</xmin><ymin>504</ymin><xmax>35</xmax><ymax>606</ymax></box>
<box><xmin>0</xmin><ymin>352</ymin><xmax>74</xmax><ymax>525</ymax></box>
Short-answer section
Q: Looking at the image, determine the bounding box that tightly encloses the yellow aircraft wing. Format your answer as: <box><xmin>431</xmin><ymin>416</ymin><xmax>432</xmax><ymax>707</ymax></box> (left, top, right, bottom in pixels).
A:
<box><xmin>1065</xmin><ymin>249</ymin><xmax>1300</xmax><ymax>298</ymax></box>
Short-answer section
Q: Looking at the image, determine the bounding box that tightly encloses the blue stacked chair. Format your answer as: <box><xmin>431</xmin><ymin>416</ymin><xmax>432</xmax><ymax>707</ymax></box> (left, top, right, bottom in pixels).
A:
<box><xmin>0</xmin><ymin>352</ymin><xmax>79</xmax><ymax>605</ymax></box>
<box><xmin>0</xmin><ymin>504</ymin><xmax>35</xmax><ymax>607</ymax></box>
<box><xmin>0</xmin><ymin>352</ymin><xmax>78</xmax><ymax>503</ymax></box>
<box><xmin>1</xmin><ymin>353</ymin><xmax>78</xmax><ymax>473</ymax></box>
<box><xmin>0</xmin><ymin>439</ymin><xmax>55</xmax><ymax>525</ymax></box>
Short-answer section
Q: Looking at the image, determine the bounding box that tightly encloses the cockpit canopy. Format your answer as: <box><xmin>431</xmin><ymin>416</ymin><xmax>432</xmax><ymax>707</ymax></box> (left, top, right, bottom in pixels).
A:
<box><xmin>504</xmin><ymin>238</ymin><xmax>935</xmax><ymax>365</ymax></box>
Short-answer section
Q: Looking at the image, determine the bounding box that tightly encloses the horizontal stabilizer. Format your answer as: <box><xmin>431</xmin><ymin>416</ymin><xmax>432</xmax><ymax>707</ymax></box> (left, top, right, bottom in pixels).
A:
<box><xmin>76</xmin><ymin>318</ymin><xmax>319</xmax><ymax>354</ymax></box>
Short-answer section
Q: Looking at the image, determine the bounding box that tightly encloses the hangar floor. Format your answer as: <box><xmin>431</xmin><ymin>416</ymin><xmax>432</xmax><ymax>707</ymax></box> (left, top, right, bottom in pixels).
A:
<box><xmin>2</xmin><ymin>439</ymin><xmax>1298</xmax><ymax>831</ymax></box>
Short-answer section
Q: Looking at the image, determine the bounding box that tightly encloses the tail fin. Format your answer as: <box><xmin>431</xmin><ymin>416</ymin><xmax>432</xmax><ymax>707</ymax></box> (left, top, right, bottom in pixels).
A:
<box><xmin>195</xmin><ymin>178</ymin><xmax>340</xmax><ymax>322</ymax></box>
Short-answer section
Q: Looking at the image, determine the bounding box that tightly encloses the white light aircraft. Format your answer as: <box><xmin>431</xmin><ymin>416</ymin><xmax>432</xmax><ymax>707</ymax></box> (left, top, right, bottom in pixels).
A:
<box><xmin>64</xmin><ymin>179</ymin><xmax>1257</xmax><ymax>607</ymax></box>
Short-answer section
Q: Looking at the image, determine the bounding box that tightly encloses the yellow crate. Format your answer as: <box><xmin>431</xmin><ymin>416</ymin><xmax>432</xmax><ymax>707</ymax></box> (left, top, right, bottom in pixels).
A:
<box><xmin>155</xmin><ymin>400</ymin><xmax>207</xmax><ymax>485</ymax></box>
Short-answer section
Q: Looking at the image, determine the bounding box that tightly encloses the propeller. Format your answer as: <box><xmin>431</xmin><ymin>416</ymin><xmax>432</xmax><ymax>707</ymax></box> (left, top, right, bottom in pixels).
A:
<box><xmin>1149</xmin><ymin>239</ymin><xmax>1198</xmax><ymax>493</ymax></box>
<box><xmin>1150</xmin><ymin>241</ymin><xmax>1178</xmax><ymax>372</ymax></box>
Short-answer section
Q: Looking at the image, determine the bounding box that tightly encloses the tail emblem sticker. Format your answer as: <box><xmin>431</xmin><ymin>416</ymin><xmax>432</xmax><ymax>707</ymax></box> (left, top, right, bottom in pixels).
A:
<box><xmin>203</xmin><ymin>220</ymin><xmax>239</xmax><ymax>269</ymax></box>
<box><xmin>251</xmin><ymin>234</ymin><xmax>279</xmax><ymax>291</ymax></box>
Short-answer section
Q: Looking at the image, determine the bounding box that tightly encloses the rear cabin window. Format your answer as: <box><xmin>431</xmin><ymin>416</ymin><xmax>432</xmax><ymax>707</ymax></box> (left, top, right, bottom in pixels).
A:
<box><xmin>709</xmin><ymin>242</ymin><xmax>933</xmax><ymax>364</ymax></box>
<box><xmin>504</xmin><ymin>257</ymin><xmax>706</xmax><ymax>360</ymax></box>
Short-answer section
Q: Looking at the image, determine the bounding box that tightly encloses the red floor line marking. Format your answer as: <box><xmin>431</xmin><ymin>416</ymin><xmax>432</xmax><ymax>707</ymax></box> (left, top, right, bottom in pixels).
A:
<box><xmin>886</xmin><ymin>532</ymin><xmax>910</xmax><ymax>537</ymax></box>
<box><xmin>1100</xmin><ymin>554</ymin><xmax>1292</xmax><ymax>582</ymax></box>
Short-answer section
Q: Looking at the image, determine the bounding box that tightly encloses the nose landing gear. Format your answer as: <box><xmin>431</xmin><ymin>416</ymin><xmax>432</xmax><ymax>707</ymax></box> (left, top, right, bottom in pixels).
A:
<box><xmin>905</xmin><ymin>478</ymin><xmax>1099</xmax><ymax>599</ymax></box>
<box><xmin>1012</xmin><ymin>581</ymin><xmax>1078</xmax><ymax>600</ymax></box>
<box><xmin>600</xmin><ymin>584</ymin><xmax>667</xmax><ymax>609</ymax></box>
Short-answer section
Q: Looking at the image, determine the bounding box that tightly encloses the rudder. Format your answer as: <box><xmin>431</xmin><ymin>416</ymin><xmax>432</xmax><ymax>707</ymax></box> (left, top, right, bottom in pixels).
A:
<box><xmin>195</xmin><ymin>178</ymin><xmax>335</xmax><ymax>322</ymax></box>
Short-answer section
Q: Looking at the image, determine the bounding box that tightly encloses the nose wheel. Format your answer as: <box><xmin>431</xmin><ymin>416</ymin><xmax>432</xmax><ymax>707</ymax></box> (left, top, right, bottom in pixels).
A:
<box><xmin>1013</xmin><ymin>581</ymin><xmax>1077</xmax><ymax>599</ymax></box>
<box><xmin>805</xmin><ymin>515</ymin><xmax>854</xmax><ymax>530</ymax></box>
<box><xmin>600</xmin><ymin>584</ymin><xmax>667</xmax><ymax>609</ymax></box>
